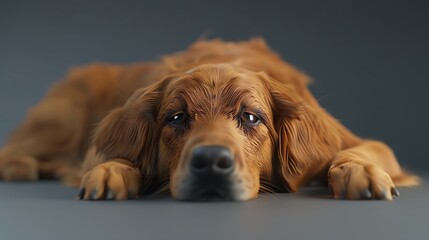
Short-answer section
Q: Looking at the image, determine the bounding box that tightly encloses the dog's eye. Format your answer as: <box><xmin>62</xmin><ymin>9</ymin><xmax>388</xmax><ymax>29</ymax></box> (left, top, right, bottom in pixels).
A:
<box><xmin>168</xmin><ymin>113</ymin><xmax>187</xmax><ymax>127</ymax></box>
<box><xmin>241</xmin><ymin>112</ymin><xmax>261</xmax><ymax>126</ymax></box>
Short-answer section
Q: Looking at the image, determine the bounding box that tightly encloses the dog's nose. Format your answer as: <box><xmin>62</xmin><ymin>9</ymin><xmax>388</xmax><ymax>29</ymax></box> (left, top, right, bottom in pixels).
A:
<box><xmin>190</xmin><ymin>146</ymin><xmax>234</xmax><ymax>176</ymax></box>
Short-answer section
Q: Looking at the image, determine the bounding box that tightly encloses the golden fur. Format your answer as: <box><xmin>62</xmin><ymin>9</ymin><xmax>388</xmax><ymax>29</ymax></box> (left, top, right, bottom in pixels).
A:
<box><xmin>0</xmin><ymin>39</ymin><xmax>420</xmax><ymax>200</ymax></box>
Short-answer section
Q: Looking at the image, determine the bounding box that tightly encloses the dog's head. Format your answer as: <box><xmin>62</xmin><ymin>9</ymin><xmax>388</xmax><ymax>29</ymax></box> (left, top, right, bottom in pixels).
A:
<box><xmin>93</xmin><ymin>63</ymin><xmax>337</xmax><ymax>201</ymax></box>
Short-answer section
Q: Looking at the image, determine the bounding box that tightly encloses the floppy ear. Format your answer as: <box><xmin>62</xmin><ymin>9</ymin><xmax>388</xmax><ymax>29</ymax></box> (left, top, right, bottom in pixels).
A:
<box><xmin>92</xmin><ymin>78</ymin><xmax>169</xmax><ymax>189</ymax></box>
<box><xmin>262</xmin><ymin>73</ymin><xmax>342</xmax><ymax>192</ymax></box>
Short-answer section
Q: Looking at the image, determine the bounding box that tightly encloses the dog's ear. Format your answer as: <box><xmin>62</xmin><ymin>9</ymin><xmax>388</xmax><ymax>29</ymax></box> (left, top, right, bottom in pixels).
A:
<box><xmin>92</xmin><ymin>77</ymin><xmax>170</xmax><ymax>189</ymax></box>
<box><xmin>261</xmin><ymin>72</ymin><xmax>342</xmax><ymax>192</ymax></box>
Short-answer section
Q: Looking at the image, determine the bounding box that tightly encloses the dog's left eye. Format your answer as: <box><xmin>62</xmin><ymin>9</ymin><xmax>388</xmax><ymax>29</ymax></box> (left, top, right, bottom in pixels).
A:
<box><xmin>168</xmin><ymin>113</ymin><xmax>187</xmax><ymax>127</ymax></box>
<box><xmin>241</xmin><ymin>112</ymin><xmax>261</xmax><ymax>126</ymax></box>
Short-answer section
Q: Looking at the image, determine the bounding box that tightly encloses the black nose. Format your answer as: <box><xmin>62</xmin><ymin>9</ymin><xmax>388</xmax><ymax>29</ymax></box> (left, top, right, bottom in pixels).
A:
<box><xmin>190</xmin><ymin>146</ymin><xmax>234</xmax><ymax>176</ymax></box>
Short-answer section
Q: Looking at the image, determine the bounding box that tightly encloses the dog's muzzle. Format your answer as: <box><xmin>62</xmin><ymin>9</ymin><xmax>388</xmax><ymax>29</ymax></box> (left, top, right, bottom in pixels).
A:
<box><xmin>183</xmin><ymin>145</ymin><xmax>237</xmax><ymax>200</ymax></box>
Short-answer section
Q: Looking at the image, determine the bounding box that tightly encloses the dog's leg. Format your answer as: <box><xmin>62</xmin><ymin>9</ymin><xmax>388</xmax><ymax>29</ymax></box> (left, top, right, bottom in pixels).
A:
<box><xmin>0</xmin><ymin>64</ymin><xmax>142</xmax><ymax>182</ymax></box>
<box><xmin>0</xmin><ymin>80</ymin><xmax>91</xmax><ymax>181</ymax></box>
<box><xmin>328</xmin><ymin>140</ymin><xmax>420</xmax><ymax>200</ymax></box>
<box><xmin>77</xmin><ymin>158</ymin><xmax>142</xmax><ymax>200</ymax></box>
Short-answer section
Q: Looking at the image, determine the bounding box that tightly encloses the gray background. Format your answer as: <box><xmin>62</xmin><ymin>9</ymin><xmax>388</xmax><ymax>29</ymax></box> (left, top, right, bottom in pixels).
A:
<box><xmin>1</xmin><ymin>1</ymin><xmax>429</xmax><ymax>240</ymax></box>
<box><xmin>1</xmin><ymin>0</ymin><xmax>428</xmax><ymax>172</ymax></box>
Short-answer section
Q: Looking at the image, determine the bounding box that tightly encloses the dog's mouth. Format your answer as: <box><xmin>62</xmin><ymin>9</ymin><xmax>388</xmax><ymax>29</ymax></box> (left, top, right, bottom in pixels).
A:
<box><xmin>173</xmin><ymin>179</ymin><xmax>238</xmax><ymax>201</ymax></box>
<box><xmin>172</xmin><ymin>168</ymin><xmax>260</xmax><ymax>201</ymax></box>
<box><xmin>196</xmin><ymin>189</ymin><xmax>228</xmax><ymax>201</ymax></box>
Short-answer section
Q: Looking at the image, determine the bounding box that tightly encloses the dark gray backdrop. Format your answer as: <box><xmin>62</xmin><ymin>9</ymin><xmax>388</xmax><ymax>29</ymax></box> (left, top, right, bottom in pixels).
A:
<box><xmin>1</xmin><ymin>0</ymin><xmax>428</xmax><ymax>171</ymax></box>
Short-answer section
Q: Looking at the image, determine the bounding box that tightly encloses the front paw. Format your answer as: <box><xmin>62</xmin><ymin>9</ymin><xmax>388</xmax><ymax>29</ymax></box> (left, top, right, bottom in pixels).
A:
<box><xmin>328</xmin><ymin>160</ymin><xmax>399</xmax><ymax>200</ymax></box>
<box><xmin>0</xmin><ymin>153</ymin><xmax>39</xmax><ymax>181</ymax></box>
<box><xmin>77</xmin><ymin>160</ymin><xmax>142</xmax><ymax>200</ymax></box>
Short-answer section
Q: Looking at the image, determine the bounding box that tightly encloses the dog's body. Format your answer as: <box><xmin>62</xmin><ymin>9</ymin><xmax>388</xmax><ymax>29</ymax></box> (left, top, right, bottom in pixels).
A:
<box><xmin>0</xmin><ymin>39</ymin><xmax>419</xmax><ymax>200</ymax></box>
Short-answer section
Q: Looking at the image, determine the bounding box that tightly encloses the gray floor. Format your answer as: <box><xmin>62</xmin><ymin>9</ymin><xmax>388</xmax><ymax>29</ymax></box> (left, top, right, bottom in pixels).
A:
<box><xmin>0</xmin><ymin>176</ymin><xmax>427</xmax><ymax>240</ymax></box>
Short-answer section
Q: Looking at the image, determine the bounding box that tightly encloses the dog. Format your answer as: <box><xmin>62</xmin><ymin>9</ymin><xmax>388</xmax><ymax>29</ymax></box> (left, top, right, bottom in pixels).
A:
<box><xmin>0</xmin><ymin>39</ymin><xmax>420</xmax><ymax>201</ymax></box>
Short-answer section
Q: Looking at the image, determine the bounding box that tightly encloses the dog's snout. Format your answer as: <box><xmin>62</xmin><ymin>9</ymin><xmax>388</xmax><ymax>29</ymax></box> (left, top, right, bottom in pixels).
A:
<box><xmin>190</xmin><ymin>146</ymin><xmax>234</xmax><ymax>176</ymax></box>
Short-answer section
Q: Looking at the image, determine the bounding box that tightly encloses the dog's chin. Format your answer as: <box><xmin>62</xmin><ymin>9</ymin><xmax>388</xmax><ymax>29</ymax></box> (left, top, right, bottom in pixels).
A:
<box><xmin>172</xmin><ymin>188</ymin><xmax>256</xmax><ymax>201</ymax></box>
<box><xmin>171</xmin><ymin>178</ymin><xmax>257</xmax><ymax>201</ymax></box>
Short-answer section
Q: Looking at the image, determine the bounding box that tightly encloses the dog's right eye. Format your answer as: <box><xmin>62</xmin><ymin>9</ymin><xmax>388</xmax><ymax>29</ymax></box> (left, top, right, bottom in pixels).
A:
<box><xmin>168</xmin><ymin>113</ymin><xmax>187</xmax><ymax>128</ymax></box>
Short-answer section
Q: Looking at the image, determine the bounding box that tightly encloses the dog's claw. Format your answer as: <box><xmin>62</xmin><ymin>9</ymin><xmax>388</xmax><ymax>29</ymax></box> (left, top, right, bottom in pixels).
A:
<box><xmin>361</xmin><ymin>189</ymin><xmax>372</xmax><ymax>199</ymax></box>
<box><xmin>106</xmin><ymin>190</ymin><xmax>115</xmax><ymax>200</ymax></box>
<box><xmin>91</xmin><ymin>189</ymin><xmax>98</xmax><ymax>200</ymax></box>
<box><xmin>77</xmin><ymin>188</ymin><xmax>85</xmax><ymax>199</ymax></box>
<box><xmin>391</xmin><ymin>187</ymin><xmax>400</xmax><ymax>198</ymax></box>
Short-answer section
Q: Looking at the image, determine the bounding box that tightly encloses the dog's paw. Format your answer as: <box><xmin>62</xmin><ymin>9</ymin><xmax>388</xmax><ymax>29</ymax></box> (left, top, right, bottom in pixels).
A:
<box><xmin>0</xmin><ymin>153</ymin><xmax>39</xmax><ymax>181</ymax></box>
<box><xmin>77</xmin><ymin>160</ymin><xmax>142</xmax><ymax>200</ymax></box>
<box><xmin>328</xmin><ymin>160</ymin><xmax>399</xmax><ymax>200</ymax></box>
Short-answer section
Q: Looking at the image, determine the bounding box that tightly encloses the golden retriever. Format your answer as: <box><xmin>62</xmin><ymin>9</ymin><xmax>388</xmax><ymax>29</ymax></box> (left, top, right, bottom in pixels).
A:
<box><xmin>0</xmin><ymin>39</ymin><xmax>420</xmax><ymax>201</ymax></box>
